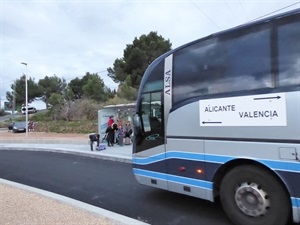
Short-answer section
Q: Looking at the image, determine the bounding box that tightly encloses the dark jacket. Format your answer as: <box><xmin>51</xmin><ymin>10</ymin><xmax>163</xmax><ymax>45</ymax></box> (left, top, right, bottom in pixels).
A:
<box><xmin>89</xmin><ymin>133</ymin><xmax>99</xmax><ymax>141</ymax></box>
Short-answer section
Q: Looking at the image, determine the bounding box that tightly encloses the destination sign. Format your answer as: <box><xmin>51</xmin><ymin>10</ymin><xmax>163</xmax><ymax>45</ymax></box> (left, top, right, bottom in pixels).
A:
<box><xmin>199</xmin><ymin>93</ymin><xmax>287</xmax><ymax>126</ymax></box>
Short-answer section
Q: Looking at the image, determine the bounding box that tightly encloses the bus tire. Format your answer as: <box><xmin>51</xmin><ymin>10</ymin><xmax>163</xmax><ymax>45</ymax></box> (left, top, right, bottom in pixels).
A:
<box><xmin>220</xmin><ymin>165</ymin><xmax>291</xmax><ymax>225</ymax></box>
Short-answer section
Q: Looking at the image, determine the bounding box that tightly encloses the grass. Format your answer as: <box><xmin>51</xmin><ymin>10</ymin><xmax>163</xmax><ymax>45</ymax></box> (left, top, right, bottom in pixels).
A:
<box><xmin>0</xmin><ymin>111</ymin><xmax>98</xmax><ymax>133</ymax></box>
<box><xmin>35</xmin><ymin>120</ymin><xmax>98</xmax><ymax>133</ymax></box>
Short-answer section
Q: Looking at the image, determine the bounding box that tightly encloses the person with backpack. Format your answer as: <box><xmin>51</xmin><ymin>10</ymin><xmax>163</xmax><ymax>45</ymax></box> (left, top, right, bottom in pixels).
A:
<box><xmin>117</xmin><ymin>125</ymin><xmax>124</xmax><ymax>146</ymax></box>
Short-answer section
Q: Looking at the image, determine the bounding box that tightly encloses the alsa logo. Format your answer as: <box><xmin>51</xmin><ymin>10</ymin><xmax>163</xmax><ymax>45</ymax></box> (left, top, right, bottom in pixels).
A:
<box><xmin>165</xmin><ymin>69</ymin><xmax>171</xmax><ymax>95</ymax></box>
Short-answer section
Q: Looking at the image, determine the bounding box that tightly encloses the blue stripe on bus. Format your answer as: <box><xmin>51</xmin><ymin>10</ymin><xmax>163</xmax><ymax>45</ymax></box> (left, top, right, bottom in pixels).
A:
<box><xmin>133</xmin><ymin>152</ymin><xmax>235</xmax><ymax>164</ymax></box>
<box><xmin>166</xmin><ymin>151</ymin><xmax>205</xmax><ymax>161</ymax></box>
<box><xmin>133</xmin><ymin>152</ymin><xmax>204</xmax><ymax>165</ymax></box>
<box><xmin>133</xmin><ymin>168</ymin><xmax>167</xmax><ymax>180</ymax></box>
<box><xmin>291</xmin><ymin>197</ymin><xmax>300</xmax><ymax>207</ymax></box>
<box><xmin>133</xmin><ymin>170</ymin><xmax>299</xmax><ymax>209</ymax></box>
<box><xmin>132</xmin><ymin>153</ymin><xmax>165</xmax><ymax>165</ymax></box>
<box><xmin>133</xmin><ymin>151</ymin><xmax>300</xmax><ymax>173</ymax></box>
<box><xmin>133</xmin><ymin>168</ymin><xmax>213</xmax><ymax>190</ymax></box>
<box><xmin>134</xmin><ymin>169</ymin><xmax>299</xmax><ymax>207</ymax></box>
<box><xmin>259</xmin><ymin>159</ymin><xmax>300</xmax><ymax>173</ymax></box>
<box><xmin>167</xmin><ymin>174</ymin><xmax>213</xmax><ymax>189</ymax></box>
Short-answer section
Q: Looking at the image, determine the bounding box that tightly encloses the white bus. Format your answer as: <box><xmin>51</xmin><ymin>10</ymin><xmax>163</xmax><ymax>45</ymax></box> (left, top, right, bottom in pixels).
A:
<box><xmin>132</xmin><ymin>9</ymin><xmax>300</xmax><ymax>225</ymax></box>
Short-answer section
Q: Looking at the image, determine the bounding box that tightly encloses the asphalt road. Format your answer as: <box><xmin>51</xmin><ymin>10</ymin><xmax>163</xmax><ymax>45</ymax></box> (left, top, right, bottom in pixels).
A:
<box><xmin>0</xmin><ymin>150</ymin><xmax>233</xmax><ymax>225</ymax></box>
<box><xmin>0</xmin><ymin>113</ymin><xmax>22</xmax><ymax>122</ymax></box>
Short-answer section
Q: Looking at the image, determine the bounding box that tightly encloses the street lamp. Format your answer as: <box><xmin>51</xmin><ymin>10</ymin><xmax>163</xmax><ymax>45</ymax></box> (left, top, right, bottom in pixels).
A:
<box><xmin>21</xmin><ymin>62</ymin><xmax>28</xmax><ymax>139</ymax></box>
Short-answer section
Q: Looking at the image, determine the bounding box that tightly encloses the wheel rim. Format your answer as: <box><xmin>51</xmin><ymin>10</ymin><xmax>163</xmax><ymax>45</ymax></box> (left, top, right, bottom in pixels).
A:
<box><xmin>234</xmin><ymin>182</ymin><xmax>270</xmax><ymax>217</ymax></box>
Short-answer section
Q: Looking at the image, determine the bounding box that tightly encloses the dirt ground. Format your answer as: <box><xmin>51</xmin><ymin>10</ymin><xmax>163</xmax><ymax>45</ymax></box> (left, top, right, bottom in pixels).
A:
<box><xmin>0</xmin><ymin>183</ymin><xmax>114</xmax><ymax>225</ymax></box>
<box><xmin>0</xmin><ymin>129</ymin><xmax>88</xmax><ymax>143</ymax></box>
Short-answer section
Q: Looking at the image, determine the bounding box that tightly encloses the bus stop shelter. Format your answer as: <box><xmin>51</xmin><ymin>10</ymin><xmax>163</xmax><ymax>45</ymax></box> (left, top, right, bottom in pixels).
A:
<box><xmin>98</xmin><ymin>103</ymin><xmax>135</xmax><ymax>140</ymax></box>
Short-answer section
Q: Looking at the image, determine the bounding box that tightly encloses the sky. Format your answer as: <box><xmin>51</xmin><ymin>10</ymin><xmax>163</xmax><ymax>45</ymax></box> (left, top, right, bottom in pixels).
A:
<box><xmin>1</xmin><ymin>0</ymin><xmax>299</xmax><ymax>109</ymax></box>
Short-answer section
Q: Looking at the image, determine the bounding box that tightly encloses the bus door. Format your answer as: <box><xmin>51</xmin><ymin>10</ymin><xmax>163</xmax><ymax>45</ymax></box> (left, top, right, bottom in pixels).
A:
<box><xmin>133</xmin><ymin>91</ymin><xmax>167</xmax><ymax>190</ymax></box>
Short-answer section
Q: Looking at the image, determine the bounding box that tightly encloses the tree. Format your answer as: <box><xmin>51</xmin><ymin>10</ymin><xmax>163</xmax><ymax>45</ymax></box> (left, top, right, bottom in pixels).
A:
<box><xmin>38</xmin><ymin>75</ymin><xmax>67</xmax><ymax>108</ymax></box>
<box><xmin>47</xmin><ymin>86</ymin><xmax>75</xmax><ymax>121</ymax></box>
<box><xmin>107</xmin><ymin>31</ymin><xmax>172</xmax><ymax>89</ymax></box>
<box><xmin>6</xmin><ymin>74</ymin><xmax>42</xmax><ymax>109</ymax></box>
<box><xmin>117</xmin><ymin>76</ymin><xmax>137</xmax><ymax>101</ymax></box>
<box><xmin>69</xmin><ymin>72</ymin><xmax>114</xmax><ymax>102</ymax></box>
<box><xmin>68</xmin><ymin>77</ymin><xmax>83</xmax><ymax>99</ymax></box>
<box><xmin>104</xmin><ymin>87</ymin><xmax>116</xmax><ymax>100</ymax></box>
<box><xmin>82</xmin><ymin>74</ymin><xmax>106</xmax><ymax>102</ymax></box>
<box><xmin>68</xmin><ymin>72</ymin><xmax>97</xmax><ymax>100</ymax></box>
<box><xmin>48</xmin><ymin>92</ymin><xmax>65</xmax><ymax>109</ymax></box>
<box><xmin>47</xmin><ymin>92</ymin><xmax>66</xmax><ymax>120</ymax></box>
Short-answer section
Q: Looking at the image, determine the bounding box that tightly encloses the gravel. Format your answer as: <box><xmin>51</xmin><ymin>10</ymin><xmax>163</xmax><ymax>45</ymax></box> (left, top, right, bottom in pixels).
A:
<box><xmin>0</xmin><ymin>183</ymin><xmax>115</xmax><ymax>225</ymax></box>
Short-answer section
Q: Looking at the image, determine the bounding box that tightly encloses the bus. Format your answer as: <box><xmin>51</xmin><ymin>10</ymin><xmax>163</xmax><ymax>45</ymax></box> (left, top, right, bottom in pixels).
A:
<box><xmin>132</xmin><ymin>9</ymin><xmax>300</xmax><ymax>225</ymax></box>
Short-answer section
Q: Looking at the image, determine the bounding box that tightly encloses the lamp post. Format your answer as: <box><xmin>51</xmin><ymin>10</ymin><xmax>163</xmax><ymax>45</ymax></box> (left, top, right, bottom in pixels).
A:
<box><xmin>21</xmin><ymin>62</ymin><xmax>28</xmax><ymax>139</ymax></box>
<box><xmin>12</xmin><ymin>83</ymin><xmax>16</xmax><ymax>116</ymax></box>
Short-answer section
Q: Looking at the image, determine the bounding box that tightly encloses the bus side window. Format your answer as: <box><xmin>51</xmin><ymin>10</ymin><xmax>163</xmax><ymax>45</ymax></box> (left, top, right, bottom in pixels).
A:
<box><xmin>140</xmin><ymin>92</ymin><xmax>163</xmax><ymax>134</ymax></box>
<box><xmin>142</xmin><ymin>114</ymin><xmax>151</xmax><ymax>132</ymax></box>
<box><xmin>149</xmin><ymin>116</ymin><xmax>161</xmax><ymax>130</ymax></box>
<box><xmin>173</xmin><ymin>24</ymin><xmax>272</xmax><ymax>105</ymax></box>
<box><xmin>277</xmin><ymin>19</ymin><xmax>300</xmax><ymax>86</ymax></box>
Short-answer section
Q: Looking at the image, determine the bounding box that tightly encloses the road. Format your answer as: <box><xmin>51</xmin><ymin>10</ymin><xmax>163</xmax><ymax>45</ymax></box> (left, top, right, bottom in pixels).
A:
<box><xmin>0</xmin><ymin>150</ymin><xmax>233</xmax><ymax>225</ymax></box>
<box><xmin>0</xmin><ymin>113</ymin><xmax>23</xmax><ymax>122</ymax></box>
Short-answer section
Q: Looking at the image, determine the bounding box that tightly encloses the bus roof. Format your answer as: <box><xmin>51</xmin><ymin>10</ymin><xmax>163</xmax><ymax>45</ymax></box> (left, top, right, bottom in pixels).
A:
<box><xmin>156</xmin><ymin>8</ymin><xmax>300</xmax><ymax>63</ymax></box>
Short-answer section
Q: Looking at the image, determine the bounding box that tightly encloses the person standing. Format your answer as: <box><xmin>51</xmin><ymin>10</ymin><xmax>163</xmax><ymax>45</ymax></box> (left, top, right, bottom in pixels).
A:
<box><xmin>107</xmin><ymin>116</ymin><xmax>114</xmax><ymax>127</ymax></box>
<box><xmin>105</xmin><ymin>125</ymin><xmax>115</xmax><ymax>146</ymax></box>
<box><xmin>117</xmin><ymin>125</ymin><xmax>124</xmax><ymax>146</ymax></box>
<box><xmin>113</xmin><ymin>123</ymin><xmax>118</xmax><ymax>143</ymax></box>
<box><xmin>124</xmin><ymin>122</ymin><xmax>129</xmax><ymax>138</ymax></box>
<box><xmin>124</xmin><ymin>122</ymin><xmax>132</xmax><ymax>138</ymax></box>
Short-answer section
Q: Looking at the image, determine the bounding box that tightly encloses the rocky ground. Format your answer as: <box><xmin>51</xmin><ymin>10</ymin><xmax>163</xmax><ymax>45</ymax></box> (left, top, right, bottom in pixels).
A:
<box><xmin>0</xmin><ymin>184</ymin><xmax>115</xmax><ymax>225</ymax></box>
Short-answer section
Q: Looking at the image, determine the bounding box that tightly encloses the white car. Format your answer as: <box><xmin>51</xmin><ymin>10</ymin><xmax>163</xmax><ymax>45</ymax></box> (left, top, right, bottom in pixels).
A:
<box><xmin>21</xmin><ymin>106</ymin><xmax>37</xmax><ymax>114</ymax></box>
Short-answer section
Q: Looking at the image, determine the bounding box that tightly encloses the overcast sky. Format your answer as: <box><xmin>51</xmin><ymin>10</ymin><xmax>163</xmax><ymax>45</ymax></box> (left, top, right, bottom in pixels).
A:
<box><xmin>1</xmin><ymin>0</ymin><xmax>299</xmax><ymax>108</ymax></box>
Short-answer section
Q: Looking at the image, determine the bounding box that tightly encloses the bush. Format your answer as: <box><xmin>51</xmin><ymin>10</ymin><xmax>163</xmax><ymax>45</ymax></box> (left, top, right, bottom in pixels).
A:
<box><xmin>27</xmin><ymin>99</ymin><xmax>103</xmax><ymax>133</ymax></box>
<box><xmin>0</xmin><ymin>99</ymin><xmax>114</xmax><ymax>133</ymax></box>
<box><xmin>0</xmin><ymin>109</ymin><xmax>8</xmax><ymax>116</ymax></box>
<box><xmin>105</xmin><ymin>96</ymin><xmax>130</xmax><ymax>106</ymax></box>
<box><xmin>0</xmin><ymin>121</ymin><xmax>9</xmax><ymax>128</ymax></box>
<box><xmin>47</xmin><ymin>99</ymin><xmax>103</xmax><ymax>121</ymax></box>
<box><xmin>30</xmin><ymin>110</ymin><xmax>52</xmax><ymax>121</ymax></box>
<box><xmin>35</xmin><ymin>120</ymin><xmax>98</xmax><ymax>133</ymax></box>
<box><xmin>73</xmin><ymin>99</ymin><xmax>102</xmax><ymax>120</ymax></box>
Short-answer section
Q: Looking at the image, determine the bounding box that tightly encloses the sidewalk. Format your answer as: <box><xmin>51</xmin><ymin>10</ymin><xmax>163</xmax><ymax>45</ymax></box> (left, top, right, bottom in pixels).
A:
<box><xmin>0</xmin><ymin>137</ymin><xmax>147</xmax><ymax>225</ymax></box>
<box><xmin>0</xmin><ymin>142</ymin><xmax>132</xmax><ymax>163</ymax></box>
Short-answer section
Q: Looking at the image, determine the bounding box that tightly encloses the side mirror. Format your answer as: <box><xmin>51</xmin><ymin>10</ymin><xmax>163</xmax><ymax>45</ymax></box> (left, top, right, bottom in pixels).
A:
<box><xmin>133</xmin><ymin>114</ymin><xmax>140</xmax><ymax>129</ymax></box>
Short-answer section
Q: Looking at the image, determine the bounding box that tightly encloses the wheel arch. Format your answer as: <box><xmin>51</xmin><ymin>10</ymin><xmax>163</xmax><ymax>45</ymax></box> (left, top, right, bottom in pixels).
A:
<box><xmin>212</xmin><ymin>158</ymin><xmax>291</xmax><ymax>201</ymax></box>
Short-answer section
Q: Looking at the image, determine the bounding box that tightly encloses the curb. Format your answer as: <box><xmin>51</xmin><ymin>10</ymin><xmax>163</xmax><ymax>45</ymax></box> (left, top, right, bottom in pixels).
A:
<box><xmin>0</xmin><ymin>179</ymin><xmax>149</xmax><ymax>225</ymax></box>
<box><xmin>0</xmin><ymin>146</ymin><xmax>132</xmax><ymax>164</ymax></box>
<box><xmin>0</xmin><ymin>146</ymin><xmax>146</xmax><ymax>225</ymax></box>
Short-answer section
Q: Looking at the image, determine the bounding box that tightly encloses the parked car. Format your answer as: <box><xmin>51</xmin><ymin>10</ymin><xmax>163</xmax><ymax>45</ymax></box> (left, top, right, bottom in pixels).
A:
<box><xmin>21</xmin><ymin>106</ymin><xmax>37</xmax><ymax>115</ymax></box>
<box><xmin>12</xmin><ymin>121</ymin><xmax>27</xmax><ymax>133</ymax></box>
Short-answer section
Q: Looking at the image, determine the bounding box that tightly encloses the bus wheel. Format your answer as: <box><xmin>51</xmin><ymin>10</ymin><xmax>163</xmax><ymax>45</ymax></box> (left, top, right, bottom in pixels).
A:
<box><xmin>220</xmin><ymin>165</ymin><xmax>290</xmax><ymax>225</ymax></box>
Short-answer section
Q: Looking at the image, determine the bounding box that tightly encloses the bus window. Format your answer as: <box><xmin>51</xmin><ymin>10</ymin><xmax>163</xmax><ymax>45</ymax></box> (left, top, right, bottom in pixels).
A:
<box><xmin>173</xmin><ymin>25</ymin><xmax>272</xmax><ymax>105</ymax></box>
<box><xmin>141</xmin><ymin>92</ymin><xmax>163</xmax><ymax>132</ymax></box>
<box><xmin>135</xmin><ymin>92</ymin><xmax>164</xmax><ymax>152</ymax></box>
<box><xmin>278</xmin><ymin>19</ymin><xmax>300</xmax><ymax>86</ymax></box>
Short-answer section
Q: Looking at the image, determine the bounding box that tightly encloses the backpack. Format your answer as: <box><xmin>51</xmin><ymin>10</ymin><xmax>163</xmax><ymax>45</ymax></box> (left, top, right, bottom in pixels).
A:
<box><xmin>125</xmin><ymin>137</ymin><xmax>131</xmax><ymax>145</ymax></box>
